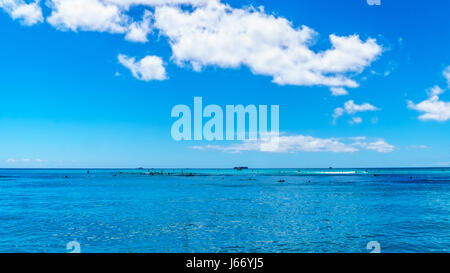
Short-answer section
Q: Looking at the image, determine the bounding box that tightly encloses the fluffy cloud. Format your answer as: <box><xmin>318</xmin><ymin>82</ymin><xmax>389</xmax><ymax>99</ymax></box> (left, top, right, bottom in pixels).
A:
<box><xmin>408</xmin><ymin>67</ymin><xmax>450</xmax><ymax>122</ymax></box>
<box><xmin>444</xmin><ymin>66</ymin><xmax>450</xmax><ymax>87</ymax></box>
<box><xmin>343</xmin><ymin>100</ymin><xmax>378</xmax><ymax>114</ymax></box>
<box><xmin>154</xmin><ymin>2</ymin><xmax>382</xmax><ymax>87</ymax></box>
<box><xmin>408</xmin><ymin>86</ymin><xmax>450</xmax><ymax>121</ymax></box>
<box><xmin>46</xmin><ymin>0</ymin><xmax>153</xmax><ymax>43</ymax></box>
<box><xmin>42</xmin><ymin>0</ymin><xmax>211</xmax><ymax>40</ymax></box>
<box><xmin>333</xmin><ymin>100</ymin><xmax>379</xmax><ymax>122</ymax></box>
<box><xmin>47</xmin><ymin>0</ymin><xmax>128</xmax><ymax>33</ymax></box>
<box><xmin>191</xmin><ymin>134</ymin><xmax>395</xmax><ymax>154</ymax></box>
<box><xmin>1</xmin><ymin>0</ymin><xmax>382</xmax><ymax>86</ymax></box>
<box><xmin>118</xmin><ymin>54</ymin><xmax>167</xmax><ymax>81</ymax></box>
<box><xmin>124</xmin><ymin>10</ymin><xmax>152</xmax><ymax>42</ymax></box>
<box><xmin>353</xmin><ymin>139</ymin><xmax>395</xmax><ymax>153</ymax></box>
<box><xmin>330</xmin><ymin>87</ymin><xmax>348</xmax><ymax>96</ymax></box>
<box><xmin>0</xmin><ymin>0</ymin><xmax>43</xmax><ymax>25</ymax></box>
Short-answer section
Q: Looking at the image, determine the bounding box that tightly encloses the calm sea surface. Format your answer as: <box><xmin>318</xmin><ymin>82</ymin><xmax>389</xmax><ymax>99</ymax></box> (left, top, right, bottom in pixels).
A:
<box><xmin>0</xmin><ymin>168</ymin><xmax>449</xmax><ymax>253</ymax></box>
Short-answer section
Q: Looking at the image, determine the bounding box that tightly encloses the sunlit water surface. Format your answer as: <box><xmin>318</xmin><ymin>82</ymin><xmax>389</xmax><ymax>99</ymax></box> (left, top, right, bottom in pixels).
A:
<box><xmin>0</xmin><ymin>168</ymin><xmax>449</xmax><ymax>253</ymax></box>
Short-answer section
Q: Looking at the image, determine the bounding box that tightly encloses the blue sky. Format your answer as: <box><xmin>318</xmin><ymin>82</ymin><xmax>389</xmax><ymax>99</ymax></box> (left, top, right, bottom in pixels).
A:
<box><xmin>0</xmin><ymin>0</ymin><xmax>450</xmax><ymax>168</ymax></box>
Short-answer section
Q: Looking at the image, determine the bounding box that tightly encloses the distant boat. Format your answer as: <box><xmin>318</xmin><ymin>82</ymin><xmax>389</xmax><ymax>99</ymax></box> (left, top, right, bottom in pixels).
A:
<box><xmin>234</xmin><ymin>167</ymin><xmax>249</xmax><ymax>171</ymax></box>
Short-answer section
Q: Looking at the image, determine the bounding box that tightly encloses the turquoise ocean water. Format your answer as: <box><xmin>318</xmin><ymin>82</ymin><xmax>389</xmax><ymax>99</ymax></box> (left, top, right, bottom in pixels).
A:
<box><xmin>0</xmin><ymin>168</ymin><xmax>449</xmax><ymax>253</ymax></box>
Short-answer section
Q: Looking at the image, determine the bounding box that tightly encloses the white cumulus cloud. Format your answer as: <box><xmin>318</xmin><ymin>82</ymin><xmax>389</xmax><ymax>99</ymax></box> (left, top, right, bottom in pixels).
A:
<box><xmin>343</xmin><ymin>100</ymin><xmax>379</xmax><ymax>114</ymax></box>
<box><xmin>46</xmin><ymin>0</ymin><xmax>128</xmax><ymax>33</ymax></box>
<box><xmin>330</xmin><ymin>87</ymin><xmax>348</xmax><ymax>96</ymax></box>
<box><xmin>0</xmin><ymin>0</ymin><xmax>43</xmax><ymax>25</ymax></box>
<box><xmin>408</xmin><ymin>67</ymin><xmax>450</xmax><ymax>122</ymax></box>
<box><xmin>333</xmin><ymin>100</ymin><xmax>379</xmax><ymax>123</ymax></box>
<box><xmin>154</xmin><ymin>2</ymin><xmax>382</xmax><ymax>87</ymax></box>
<box><xmin>124</xmin><ymin>10</ymin><xmax>152</xmax><ymax>42</ymax></box>
<box><xmin>191</xmin><ymin>134</ymin><xmax>395</xmax><ymax>154</ymax></box>
<box><xmin>118</xmin><ymin>54</ymin><xmax>167</xmax><ymax>81</ymax></box>
<box><xmin>408</xmin><ymin>86</ymin><xmax>450</xmax><ymax>121</ymax></box>
<box><xmin>2</xmin><ymin>0</ymin><xmax>383</xmax><ymax>86</ymax></box>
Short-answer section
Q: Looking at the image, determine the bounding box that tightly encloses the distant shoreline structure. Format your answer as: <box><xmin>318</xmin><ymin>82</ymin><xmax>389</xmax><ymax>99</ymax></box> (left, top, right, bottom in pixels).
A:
<box><xmin>20</xmin><ymin>167</ymin><xmax>446</xmax><ymax>178</ymax></box>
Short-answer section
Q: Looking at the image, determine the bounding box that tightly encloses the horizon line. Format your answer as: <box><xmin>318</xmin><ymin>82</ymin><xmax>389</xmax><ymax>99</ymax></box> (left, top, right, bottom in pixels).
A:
<box><xmin>1</xmin><ymin>167</ymin><xmax>450</xmax><ymax>170</ymax></box>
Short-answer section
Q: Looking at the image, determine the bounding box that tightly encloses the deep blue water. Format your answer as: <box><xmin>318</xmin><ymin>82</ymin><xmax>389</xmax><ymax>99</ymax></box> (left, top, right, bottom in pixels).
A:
<box><xmin>0</xmin><ymin>168</ymin><xmax>449</xmax><ymax>253</ymax></box>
